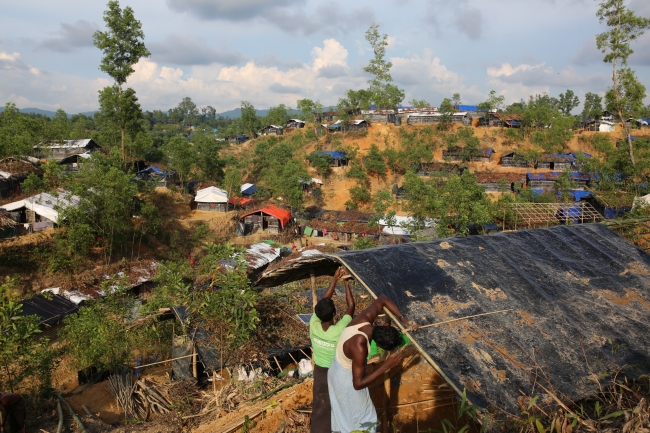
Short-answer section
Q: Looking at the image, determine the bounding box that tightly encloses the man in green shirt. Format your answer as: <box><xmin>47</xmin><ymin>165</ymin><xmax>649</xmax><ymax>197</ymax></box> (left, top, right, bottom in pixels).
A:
<box><xmin>310</xmin><ymin>267</ymin><xmax>355</xmax><ymax>433</ymax></box>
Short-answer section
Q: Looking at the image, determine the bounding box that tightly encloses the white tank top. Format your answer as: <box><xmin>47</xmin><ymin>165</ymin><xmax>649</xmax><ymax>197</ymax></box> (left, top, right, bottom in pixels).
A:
<box><xmin>335</xmin><ymin>322</ymin><xmax>371</xmax><ymax>370</ymax></box>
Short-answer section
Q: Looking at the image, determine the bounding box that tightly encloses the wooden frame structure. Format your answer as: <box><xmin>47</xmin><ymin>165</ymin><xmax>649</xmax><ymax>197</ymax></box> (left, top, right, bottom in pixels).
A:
<box><xmin>510</xmin><ymin>202</ymin><xmax>602</xmax><ymax>229</ymax></box>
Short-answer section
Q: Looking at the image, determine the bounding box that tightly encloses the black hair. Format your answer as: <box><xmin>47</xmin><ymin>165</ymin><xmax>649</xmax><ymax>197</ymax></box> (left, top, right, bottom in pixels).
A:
<box><xmin>372</xmin><ymin>325</ymin><xmax>402</xmax><ymax>351</ymax></box>
<box><xmin>315</xmin><ymin>298</ymin><xmax>335</xmax><ymax>322</ymax></box>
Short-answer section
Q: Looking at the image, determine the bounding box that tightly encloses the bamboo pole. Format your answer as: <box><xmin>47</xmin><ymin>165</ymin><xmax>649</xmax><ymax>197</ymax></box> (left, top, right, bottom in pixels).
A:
<box><xmin>310</xmin><ymin>272</ymin><xmax>318</xmax><ymax>311</ymax></box>
<box><xmin>135</xmin><ymin>353</ymin><xmax>195</xmax><ymax>369</ymax></box>
<box><xmin>419</xmin><ymin>309</ymin><xmax>513</xmax><ymax>329</ymax></box>
<box><xmin>192</xmin><ymin>346</ymin><xmax>198</xmax><ymax>378</ymax></box>
<box><xmin>329</xmin><ymin>254</ymin><xmax>469</xmax><ymax>404</ymax></box>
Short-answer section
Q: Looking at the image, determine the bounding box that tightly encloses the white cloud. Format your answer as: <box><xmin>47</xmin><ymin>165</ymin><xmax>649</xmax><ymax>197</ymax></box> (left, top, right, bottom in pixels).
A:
<box><xmin>391</xmin><ymin>49</ymin><xmax>482</xmax><ymax>104</ymax></box>
<box><xmin>149</xmin><ymin>34</ymin><xmax>247</xmax><ymax>66</ymax></box>
<box><xmin>37</xmin><ymin>20</ymin><xmax>97</xmax><ymax>53</ymax></box>
<box><xmin>486</xmin><ymin>62</ymin><xmax>610</xmax><ymax>102</ymax></box>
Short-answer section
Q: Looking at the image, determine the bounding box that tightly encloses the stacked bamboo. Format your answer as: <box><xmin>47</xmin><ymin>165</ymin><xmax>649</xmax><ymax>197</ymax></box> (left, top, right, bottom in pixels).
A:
<box><xmin>107</xmin><ymin>375</ymin><xmax>171</xmax><ymax>421</ymax></box>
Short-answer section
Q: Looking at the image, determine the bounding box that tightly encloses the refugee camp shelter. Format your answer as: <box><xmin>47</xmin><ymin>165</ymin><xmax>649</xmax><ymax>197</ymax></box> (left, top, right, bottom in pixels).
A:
<box><xmin>286</xmin><ymin>119</ymin><xmax>306</xmax><ymax>129</ymax></box>
<box><xmin>416</xmin><ymin>162</ymin><xmax>463</xmax><ymax>177</ymax></box>
<box><xmin>537</xmin><ymin>153</ymin><xmax>591</xmax><ymax>170</ymax></box>
<box><xmin>475</xmin><ymin>172</ymin><xmax>526</xmax><ymax>192</ymax></box>
<box><xmin>499</xmin><ymin>152</ymin><xmax>533</xmax><ymax>168</ymax></box>
<box><xmin>599</xmin><ymin>120</ymin><xmax>616</xmax><ymax>132</ymax></box>
<box><xmin>237</xmin><ymin>205</ymin><xmax>291</xmax><ymax>235</ymax></box>
<box><xmin>33</xmin><ymin>139</ymin><xmax>101</xmax><ymax>160</ymax></box>
<box><xmin>306</xmin><ymin>209</ymin><xmax>381</xmax><ymax>242</ymax></box>
<box><xmin>254</xmin><ymin>224</ymin><xmax>650</xmax><ymax>413</ymax></box>
<box><xmin>18</xmin><ymin>293</ymin><xmax>79</xmax><ymax>339</ymax></box>
<box><xmin>194</xmin><ymin>186</ymin><xmax>228</xmax><ymax>212</ymax></box>
<box><xmin>0</xmin><ymin>156</ymin><xmax>41</xmax><ymax>198</ymax></box>
<box><xmin>471</xmin><ymin>148</ymin><xmax>494</xmax><ymax>163</ymax></box>
<box><xmin>259</xmin><ymin>125</ymin><xmax>284</xmax><ymax>136</ymax></box>
<box><xmin>346</xmin><ymin>119</ymin><xmax>369</xmax><ymax>131</ymax></box>
<box><xmin>527</xmin><ymin>171</ymin><xmax>590</xmax><ymax>190</ymax></box>
<box><xmin>135</xmin><ymin>167</ymin><xmax>177</xmax><ymax>188</ymax></box>
<box><xmin>479</xmin><ymin>113</ymin><xmax>523</xmax><ymax>128</ymax></box>
<box><xmin>0</xmin><ymin>210</ymin><xmax>17</xmax><ymax>239</ymax></box>
<box><xmin>240</xmin><ymin>183</ymin><xmax>257</xmax><ymax>196</ymax></box>
<box><xmin>227</xmin><ymin>135</ymin><xmax>248</xmax><ymax>144</ymax></box>
<box><xmin>59</xmin><ymin>152</ymin><xmax>91</xmax><ymax>172</ymax></box>
<box><xmin>407</xmin><ymin>112</ymin><xmax>470</xmax><ymax>125</ymax></box>
<box><xmin>311</xmin><ymin>151</ymin><xmax>348</xmax><ymax>167</ymax></box>
<box><xmin>1</xmin><ymin>190</ymin><xmax>79</xmax><ymax>230</ymax></box>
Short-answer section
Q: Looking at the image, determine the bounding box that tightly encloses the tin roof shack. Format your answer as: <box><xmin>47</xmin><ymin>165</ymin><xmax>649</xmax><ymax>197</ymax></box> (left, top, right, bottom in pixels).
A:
<box><xmin>407</xmin><ymin>112</ymin><xmax>470</xmax><ymax>126</ymax></box>
<box><xmin>58</xmin><ymin>152</ymin><xmax>92</xmax><ymax>172</ymax></box>
<box><xmin>346</xmin><ymin>119</ymin><xmax>369</xmax><ymax>131</ymax></box>
<box><xmin>33</xmin><ymin>139</ymin><xmax>101</xmax><ymax>160</ymax></box>
<box><xmin>500</xmin><ymin>152</ymin><xmax>534</xmax><ymax>168</ymax></box>
<box><xmin>259</xmin><ymin>125</ymin><xmax>284</xmax><ymax>136</ymax></box>
<box><xmin>1</xmin><ymin>190</ymin><xmax>79</xmax><ymax>230</ymax></box>
<box><xmin>475</xmin><ymin>172</ymin><xmax>526</xmax><ymax>192</ymax></box>
<box><xmin>254</xmin><ymin>224</ymin><xmax>650</xmax><ymax>414</ymax></box>
<box><xmin>314</xmin><ymin>111</ymin><xmax>338</xmax><ymax>123</ymax></box>
<box><xmin>442</xmin><ymin>148</ymin><xmax>462</xmax><ymax>161</ymax></box>
<box><xmin>362</xmin><ymin>109</ymin><xmax>398</xmax><ymax>123</ymax></box>
<box><xmin>392</xmin><ymin>184</ymin><xmax>407</xmax><ymax>199</ymax></box>
<box><xmin>286</xmin><ymin>119</ymin><xmax>306</xmax><ymax>129</ymax></box>
<box><xmin>480</xmin><ymin>113</ymin><xmax>523</xmax><ymax>128</ymax></box>
<box><xmin>307</xmin><ymin>209</ymin><xmax>381</xmax><ymax>242</ymax></box>
<box><xmin>194</xmin><ymin>186</ymin><xmax>228</xmax><ymax>212</ymax></box>
<box><xmin>135</xmin><ymin>167</ymin><xmax>177</xmax><ymax>188</ymax></box>
<box><xmin>311</xmin><ymin>151</ymin><xmax>348</xmax><ymax>167</ymax></box>
<box><xmin>237</xmin><ymin>205</ymin><xmax>291</xmax><ymax>236</ymax></box>
<box><xmin>527</xmin><ymin>171</ymin><xmax>591</xmax><ymax>190</ymax></box>
<box><xmin>416</xmin><ymin>162</ymin><xmax>463</xmax><ymax>177</ymax></box>
<box><xmin>18</xmin><ymin>294</ymin><xmax>79</xmax><ymax>340</ymax></box>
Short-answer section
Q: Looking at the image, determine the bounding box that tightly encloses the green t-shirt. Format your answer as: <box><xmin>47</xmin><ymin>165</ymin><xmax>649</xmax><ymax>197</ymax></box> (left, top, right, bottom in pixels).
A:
<box><xmin>310</xmin><ymin>313</ymin><xmax>353</xmax><ymax>368</ymax></box>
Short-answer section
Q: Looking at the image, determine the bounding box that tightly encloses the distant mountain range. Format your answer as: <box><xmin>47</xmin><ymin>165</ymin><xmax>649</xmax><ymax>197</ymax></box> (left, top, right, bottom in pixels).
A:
<box><xmin>0</xmin><ymin>106</ymin><xmax>301</xmax><ymax>119</ymax></box>
<box><xmin>0</xmin><ymin>107</ymin><xmax>97</xmax><ymax>118</ymax></box>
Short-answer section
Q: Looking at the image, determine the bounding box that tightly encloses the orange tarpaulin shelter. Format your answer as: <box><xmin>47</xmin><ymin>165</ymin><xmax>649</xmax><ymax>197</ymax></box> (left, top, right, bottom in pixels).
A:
<box><xmin>240</xmin><ymin>205</ymin><xmax>291</xmax><ymax>228</ymax></box>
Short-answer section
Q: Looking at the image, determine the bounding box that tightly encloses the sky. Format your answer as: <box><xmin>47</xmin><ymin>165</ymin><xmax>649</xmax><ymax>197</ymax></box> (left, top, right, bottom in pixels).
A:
<box><xmin>1</xmin><ymin>0</ymin><xmax>649</xmax><ymax>114</ymax></box>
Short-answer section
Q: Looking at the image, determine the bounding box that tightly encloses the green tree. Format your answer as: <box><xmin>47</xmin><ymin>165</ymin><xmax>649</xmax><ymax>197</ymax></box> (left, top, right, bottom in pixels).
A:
<box><xmin>582</xmin><ymin>92</ymin><xmax>604</xmax><ymax>120</ymax></box>
<box><xmin>478</xmin><ymin>90</ymin><xmax>505</xmax><ymax>116</ymax></box>
<box><xmin>558</xmin><ymin>90</ymin><xmax>580</xmax><ymax>116</ymax></box>
<box><xmin>349</xmin><ymin>184</ymin><xmax>372</xmax><ymax>208</ymax></box>
<box><xmin>223</xmin><ymin>165</ymin><xmax>242</xmax><ymax>199</ymax></box>
<box><xmin>297</xmin><ymin>98</ymin><xmax>323</xmax><ymax>122</ymax></box>
<box><xmin>439</xmin><ymin>98</ymin><xmax>454</xmax><ymax>126</ymax></box>
<box><xmin>410</xmin><ymin>99</ymin><xmax>429</xmax><ymax>108</ymax></box>
<box><xmin>240</xmin><ymin>101</ymin><xmax>260</xmax><ymax>138</ymax></box>
<box><xmin>193</xmin><ymin>131</ymin><xmax>224</xmax><ymax>181</ymax></box>
<box><xmin>97</xmin><ymin>86</ymin><xmax>144</xmax><ymax>156</ymax></box>
<box><xmin>0</xmin><ymin>278</ymin><xmax>54</xmax><ymax>394</ymax></box>
<box><xmin>307</xmin><ymin>153</ymin><xmax>333</xmax><ymax>177</ymax></box>
<box><xmin>265</xmin><ymin>104</ymin><xmax>290</xmax><ymax>127</ymax></box>
<box><xmin>363</xmin><ymin>24</ymin><xmax>404</xmax><ymax>109</ymax></box>
<box><xmin>172</xmin><ymin>96</ymin><xmax>199</xmax><ymax>125</ymax></box>
<box><xmin>164</xmin><ymin>135</ymin><xmax>196</xmax><ymax>188</ymax></box>
<box><xmin>47</xmin><ymin>109</ymin><xmax>70</xmax><ymax>141</ymax></box>
<box><xmin>364</xmin><ymin>144</ymin><xmax>386</xmax><ymax>179</ymax></box>
<box><xmin>93</xmin><ymin>0</ymin><xmax>150</xmax><ymax>160</ymax></box>
<box><xmin>596</xmin><ymin>0</ymin><xmax>650</xmax><ymax>166</ymax></box>
<box><xmin>0</xmin><ymin>102</ymin><xmax>37</xmax><ymax>158</ymax></box>
<box><xmin>452</xmin><ymin>93</ymin><xmax>461</xmax><ymax>108</ymax></box>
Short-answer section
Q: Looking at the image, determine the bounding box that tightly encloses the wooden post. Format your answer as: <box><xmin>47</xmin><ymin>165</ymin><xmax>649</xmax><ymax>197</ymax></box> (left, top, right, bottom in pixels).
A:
<box><xmin>311</xmin><ymin>273</ymin><xmax>318</xmax><ymax>311</ymax></box>
<box><xmin>382</xmin><ymin>360</ymin><xmax>391</xmax><ymax>433</ymax></box>
<box><xmin>192</xmin><ymin>346</ymin><xmax>198</xmax><ymax>378</ymax></box>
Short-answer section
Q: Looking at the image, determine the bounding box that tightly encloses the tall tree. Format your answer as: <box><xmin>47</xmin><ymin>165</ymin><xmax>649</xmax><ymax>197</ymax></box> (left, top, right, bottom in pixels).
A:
<box><xmin>558</xmin><ymin>90</ymin><xmax>580</xmax><ymax>116</ymax></box>
<box><xmin>93</xmin><ymin>0</ymin><xmax>150</xmax><ymax>160</ymax></box>
<box><xmin>240</xmin><ymin>101</ymin><xmax>259</xmax><ymax>138</ymax></box>
<box><xmin>297</xmin><ymin>98</ymin><xmax>323</xmax><ymax>122</ymax></box>
<box><xmin>164</xmin><ymin>136</ymin><xmax>196</xmax><ymax>189</ymax></box>
<box><xmin>0</xmin><ymin>103</ymin><xmax>36</xmax><ymax>158</ymax></box>
<box><xmin>596</xmin><ymin>0</ymin><xmax>650</xmax><ymax>166</ymax></box>
<box><xmin>478</xmin><ymin>90</ymin><xmax>505</xmax><ymax>117</ymax></box>
<box><xmin>582</xmin><ymin>92</ymin><xmax>604</xmax><ymax>120</ymax></box>
<box><xmin>363</xmin><ymin>24</ymin><xmax>404</xmax><ymax>109</ymax></box>
<box><xmin>97</xmin><ymin>86</ymin><xmax>144</xmax><ymax>155</ymax></box>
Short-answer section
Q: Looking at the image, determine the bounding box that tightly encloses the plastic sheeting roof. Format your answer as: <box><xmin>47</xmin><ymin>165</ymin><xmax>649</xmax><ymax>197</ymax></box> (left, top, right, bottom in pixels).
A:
<box><xmin>241</xmin><ymin>205</ymin><xmax>291</xmax><ymax>228</ymax></box>
<box><xmin>240</xmin><ymin>183</ymin><xmax>256</xmax><ymax>195</ymax></box>
<box><xmin>19</xmin><ymin>294</ymin><xmax>79</xmax><ymax>327</ymax></box>
<box><xmin>313</xmin><ymin>151</ymin><xmax>346</xmax><ymax>159</ymax></box>
<box><xmin>254</xmin><ymin>224</ymin><xmax>650</xmax><ymax>412</ymax></box>
<box><xmin>527</xmin><ymin>171</ymin><xmax>591</xmax><ymax>181</ymax></box>
<box><xmin>2</xmin><ymin>191</ymin><xmax>79</xmax><ymax>222</ymax></box>
<box><xmin>195</xmin><ymin>186</ymin><xmax>228</xmax><ymax>203</ymax></box>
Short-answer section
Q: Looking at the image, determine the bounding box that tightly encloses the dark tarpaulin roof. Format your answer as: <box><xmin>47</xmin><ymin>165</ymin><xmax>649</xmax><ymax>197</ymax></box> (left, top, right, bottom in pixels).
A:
<box><xmin>19</xmin><ymin>294</ymin><xmax>79</xmax><ymax>327</ymax></box>
<box><xmin>254</xmin><ymin>224</ymin><xmax>650</xmax><ymax>412</ymax></box>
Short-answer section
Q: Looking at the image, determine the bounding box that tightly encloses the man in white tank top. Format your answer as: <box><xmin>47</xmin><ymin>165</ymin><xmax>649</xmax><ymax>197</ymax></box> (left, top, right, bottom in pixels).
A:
<box><xmin>328</xmin><ymin>295</ymin><xmax>418</xmax><ymax>433</ymax></box>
